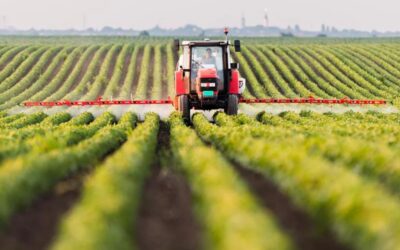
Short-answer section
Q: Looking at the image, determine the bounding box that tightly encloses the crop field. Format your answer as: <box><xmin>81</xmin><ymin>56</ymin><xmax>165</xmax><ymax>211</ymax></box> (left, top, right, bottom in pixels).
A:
<box><xmin>0</xmin><ymin>37</ymin><xmax>399</xmax><ymax>250</ymax></box>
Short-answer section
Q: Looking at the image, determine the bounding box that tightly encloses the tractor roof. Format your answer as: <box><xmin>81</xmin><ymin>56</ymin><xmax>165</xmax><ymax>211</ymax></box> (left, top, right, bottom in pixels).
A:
<box><xmin>181</xmin><ymin>40</ymin><xmax>230</xmax><ymax>47</ymax></box>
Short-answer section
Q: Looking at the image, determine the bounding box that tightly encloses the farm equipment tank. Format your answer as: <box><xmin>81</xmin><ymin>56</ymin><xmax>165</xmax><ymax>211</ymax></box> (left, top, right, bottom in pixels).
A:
<box><xmin>173</xmin><ymin>28</ymin><xmax>246</xmax><ymax>122</ymax></box>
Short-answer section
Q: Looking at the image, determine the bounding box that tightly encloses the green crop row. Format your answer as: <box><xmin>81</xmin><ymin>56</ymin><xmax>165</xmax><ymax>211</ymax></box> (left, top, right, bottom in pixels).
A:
<box><xmin>119</xmin><ymin>45</ymin><xmax>142</xmax><ymax>99</ymax></box>
<box><xmin>216</xmin><ymin>112</ymin><xmax>400</xmax><ymax>196</ymax></box>
<box><xmin>0</xmin><ymin>41</ymin><xmax>397</xmax><ymax>109</ymax></box>
<box><xmin>0</xmin><ymin>46</ymin><xmax>47</xmax><ymax>94</ymax></box>
<box><xmin>0</xmin><ymin>112</ymin><xmax>115</xmax><ymax>162</ymax></box>
<box><xmin>62</xmin><ymin>45</ymin><xmax>111</xmax><ymax>101</ymax></box>
<box><xmin>51</xmin><ymin>113</ymin><xmax>159</xmax><ymax>250</ymax></box>
<box><xmin>170</xmin><ymin>112</ymin><xmax>292</xmax><ymax>250</ymax></box>
<box><xmin>0</xmin><ymin>46</ymin><xmax>35</xmax><ymax>84</ymax></box>
<box><xmin>0</xmin><ymin>47</ymin><xmax>74</xmax><ymax>109</ymax></box>
<box><xmin>0</xmin><ymin>112</ymin><xmax>93</xmax><ymax>145</ymax></box>
<box><xmin>45</xmin><ymin>45</ymin><xmax>99</xmax><ymax>101</ymax></box>
<box><xmin>0</xmin><ymin>112</ymin><xmax>48</xmax><ymax>129</ymax></box>
<box><xmin>103</xmin><ymin>44</ymin><xmax>134</xmax><ymax>98</ymax></box>
<box><xmin>151</xmin><ymin>44</ymin><xmax>163</xmax><ymax>99</ymax></box>
<box><xmin>194</xmin><ymin>113</ymin><xmax>400</xmax><ymax>250</ymax></box>
<box><xmin>83</xmin><ymin>44</ymin><xmax>122</xmax><ymax>100</ymax></box>
<box><xmin>134</xmin><ymin>44</ymin><xmax>152</xmax><ymax>99</ymax></box>
<box><xmin>29</xmin><ymin>46</ymin><xmax>87</xmax><ymax>102</ymax></box>
<box><xmin>247</xmin><ymin>46</ymin><xmax>300</xmax><ymax>97</ymax></box>
<box><xmin>0</xmin><ymin>112</ymin><xmax>136</xmax><ymax>227</ymax></box>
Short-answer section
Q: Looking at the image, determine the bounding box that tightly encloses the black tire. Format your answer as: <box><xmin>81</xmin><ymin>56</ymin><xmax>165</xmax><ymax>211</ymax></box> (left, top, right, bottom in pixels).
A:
<box><xmin>179</xmin><ymin>95</ymin><xmax>190</xmax><ymax>123</ymax></box>
<box><xmin>225</xmin><ymin>94</ymin><xmax>239</xmax><ymax>115</ymax></box>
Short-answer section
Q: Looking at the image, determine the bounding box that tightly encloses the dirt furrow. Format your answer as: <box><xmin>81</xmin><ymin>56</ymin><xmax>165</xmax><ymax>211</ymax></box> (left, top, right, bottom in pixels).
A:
<box><xmin>0</xmin><ymin>171</ymin><xmax>88</xmax><ymax>250</ymax></box>
<box><xmin>234</xmin><ymin>164</ymin><xmax>348</xmax><ymax>250</ymax></box>
<box><xmin>146</xmin><ymin>47</ymin><xmax>155</xmax><ymax>99</ymax></box>
<box><xmin>0</xmin><ymin>47</ymin><xmax>26</xmax><ymax>71</ymax></box>
<box><xmin>249</xmin><ymin>47</ymin><xmax>287</xmax><ymax>96</ymax></box>
<box><xmin>136</xmin><ymin>122</ymin><xmax>202</xmax><ymax>250</ymax></box>
<box><xmin>130</xmin><ymin>47</ymin><xmax>144</xmax><ymax>96</ymax></box>
<box><xmin>106</xmin><ymin>46</ymin><xmax>121</xmax><ymax>80</ymax></box>
<box><xmin>161</xmin><ymin>46</ymin><xmax>169</xmax><ymax>99</ymax></box>
<box><xmin>67</xmin><ymin>47</ymin><xmax>98</xmax><ymax>93</ymax></box>
<box><xmin>118</xmin><ymin>46</ymin><xmax>133</xmax><ymax>90</ymax></box>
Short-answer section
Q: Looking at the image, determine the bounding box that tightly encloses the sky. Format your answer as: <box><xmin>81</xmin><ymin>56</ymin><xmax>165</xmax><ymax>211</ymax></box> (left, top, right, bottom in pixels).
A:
<box><xmin>0</xmin><ymin>0</ymin><xmax>399</xmax><ymax>32</ymax></box>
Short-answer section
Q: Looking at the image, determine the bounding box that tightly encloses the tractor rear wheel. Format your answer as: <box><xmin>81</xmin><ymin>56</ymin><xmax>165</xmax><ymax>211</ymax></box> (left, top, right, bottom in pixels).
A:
<box><xmin>178</xmin><ymin>95</ymin><xmax>190</xmax><ymax>123</ymax></box>
<box><xmin>225</xmin><ymin>94</ymin><xmax>239</xmax><ymax>115</ymax></box>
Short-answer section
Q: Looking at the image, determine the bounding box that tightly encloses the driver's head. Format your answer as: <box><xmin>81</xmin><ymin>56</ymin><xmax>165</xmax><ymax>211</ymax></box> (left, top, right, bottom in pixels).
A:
<box><xmin>206</xmin><ymin>48</ymin><xmax>212</xmax><ymax>57</ymax></box>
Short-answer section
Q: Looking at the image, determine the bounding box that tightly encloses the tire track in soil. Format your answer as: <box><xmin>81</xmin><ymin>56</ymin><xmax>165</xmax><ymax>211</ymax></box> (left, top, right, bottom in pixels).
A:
<box><xmin>136</xmin><ymin>122</ymin><xmax>202</xmax><ymax>250</ymax></box>
<box><xmin>234</xmin><ymin>164</ymin><xmax>349</xmax><ymax>250</ymax></box>
<box><xmin>0</xmin><ymin>171</ymin><xmax>89</xmax><ymax>250</ymax></box>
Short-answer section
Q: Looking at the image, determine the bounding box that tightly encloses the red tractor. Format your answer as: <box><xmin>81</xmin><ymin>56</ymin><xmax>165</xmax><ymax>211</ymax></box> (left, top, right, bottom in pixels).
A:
<box><xmin>173</xmin><ymin>29</ymin><xmax>246</xmax><ymax>122</ymax></box>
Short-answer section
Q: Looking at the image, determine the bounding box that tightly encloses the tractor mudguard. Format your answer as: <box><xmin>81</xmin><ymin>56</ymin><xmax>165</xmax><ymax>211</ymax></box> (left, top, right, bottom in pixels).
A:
<box><xmin>175</xmin><ymin>70</ymin><xmax>189</xmax><ymax>95</ymax></box>
<box><xmin>229</xmin><ymin>69</ymin><xmax>240</xmax><ymax>94</ymax></box>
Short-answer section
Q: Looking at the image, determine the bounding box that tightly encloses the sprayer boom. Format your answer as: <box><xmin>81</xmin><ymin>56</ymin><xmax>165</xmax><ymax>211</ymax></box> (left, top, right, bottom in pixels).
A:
<box><xmin>22</xmin><ymin>96</ymin><xmax>387</xmax><ymax>108</ymax></box>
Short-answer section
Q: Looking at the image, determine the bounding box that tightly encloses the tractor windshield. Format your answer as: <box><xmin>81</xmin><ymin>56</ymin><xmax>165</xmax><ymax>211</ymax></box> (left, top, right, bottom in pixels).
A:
<box><xmin>190</xmin><ymin>46</ymin><xmax>224</xmax><ymax>91</ymax></box>
<box><xmin>191</xmin><ymin>46</ymin><xmax>223</xmax><ymax>70</ymax></box>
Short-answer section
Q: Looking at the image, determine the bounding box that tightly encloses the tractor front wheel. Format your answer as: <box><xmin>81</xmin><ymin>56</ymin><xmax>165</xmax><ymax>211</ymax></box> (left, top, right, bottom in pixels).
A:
<box><xmin>225</xmin><ymin>94</ymin><xmax>239</xmax><ymax>115</ymax></box>
<box><xmin>178</xmin><ymin>95</ymin><xmax>190</xmax><ymax>123</ymax></box>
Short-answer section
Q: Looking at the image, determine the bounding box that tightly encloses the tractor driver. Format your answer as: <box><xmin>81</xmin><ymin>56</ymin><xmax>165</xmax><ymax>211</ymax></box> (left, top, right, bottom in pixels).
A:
<box><xmin>201</xmin><ymin>48</ymin><xmax>216</xmax><ymax>66</ymax></box>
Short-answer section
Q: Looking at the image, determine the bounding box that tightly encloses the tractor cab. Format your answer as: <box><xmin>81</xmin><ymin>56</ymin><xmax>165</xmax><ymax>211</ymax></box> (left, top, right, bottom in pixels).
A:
<box><xmin>174</xmin><ymin>29</ymin><xmax>246</xmax><ymax>122</ymax></box>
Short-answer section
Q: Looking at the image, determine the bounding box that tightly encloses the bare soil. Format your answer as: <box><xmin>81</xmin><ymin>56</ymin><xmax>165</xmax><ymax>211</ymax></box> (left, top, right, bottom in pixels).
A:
<box><xmin>131</xmin><ymin>47</ymin><xmax>145</xmax><ymax>95</ymax></box>
<box><xmin>135</xmin><ymin>122</ymin><xmax>202</xmax><ymax>250</ymax></box>
<box><xmin>107</xmin><ymin>46</ymin><xmax>121</xmax><ymax>80</ymax></box>
<box><xmin>0</xmin><ymin>172</ymin><xmax>88</xmax><ymax>250</ymax></box>
<box><xmin>161</xmin><ymin>46</ymin><xmax>169</xmax><ymax>99</ymax></box>
<box><xmin>234</xmin><ymin>164</ymin><xmax>349</xmax><ymax>250</ymax></box>
<box><xmin>146</xmin><ymin>47</ymin><xmax>155</xmax><ymax>99</ymax></box>
<box><xmin>249</xmin><ymin>47</ymin><xmax>286</xmax><ymax>96</ymax></box>
<box><xmin>118</xmin><ymin>46</ymin><xmax>134</xmax><ymax>90</ymax></box>
<box><xmin>0</xmin><ymin>47</ymin><xmax>25</xmax><ymax>71</ymax></box>
<box><xmin>67</xmin><ymin>46</ymin><xmax>100</xmax><ymax>93</ymax></box>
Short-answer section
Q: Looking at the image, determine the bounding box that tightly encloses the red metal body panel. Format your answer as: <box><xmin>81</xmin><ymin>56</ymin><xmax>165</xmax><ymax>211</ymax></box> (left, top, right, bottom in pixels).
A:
<box><xmin>175</xmin><ymin>70</ymin><xmax>187</xmax><ymax>95</ymax></box>
<box><xmin>229</xmin><ymin>69</ymin><xmax>240</xmax><ymax>94</ymax></box>
<box><xmin>197</xmin><ymin>68</ymin><xmax>218</xmax><ymax>78</ymax></box>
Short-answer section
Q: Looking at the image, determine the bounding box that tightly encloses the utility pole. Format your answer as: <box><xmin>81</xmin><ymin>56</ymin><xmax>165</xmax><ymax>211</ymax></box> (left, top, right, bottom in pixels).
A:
<box><xmin>241</xmin><ymin>12</ymin><xmax>246</xmax><ymax>28</ymax></box>
<box><xmin>264</xmin><ymin>8</ymin><xmax>269</xmax><ymax>27</ymax></box>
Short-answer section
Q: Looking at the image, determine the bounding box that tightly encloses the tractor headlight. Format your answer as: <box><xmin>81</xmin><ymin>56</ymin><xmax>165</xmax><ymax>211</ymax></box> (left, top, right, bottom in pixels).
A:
<box><xmin>201</xmin><ymin>82</ymin><xmax>216</xmax><ymax>88</ymax></box>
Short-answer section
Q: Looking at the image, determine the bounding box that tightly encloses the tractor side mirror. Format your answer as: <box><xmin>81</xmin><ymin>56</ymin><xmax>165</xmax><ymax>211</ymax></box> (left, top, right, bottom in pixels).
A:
<box><xmin>234</xmin><ymin>40</ymin><xmax>241</xmax><ymax>52</ymax></box>
<box><xmin>231</xmin><ymin>62</ymin><xmax>239</xmax><ymax>69</ymax></box>
<box><xmin>173</xmin><ymin>39</ymin><xmax>180</xmax><ymax>52</ymax></box>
